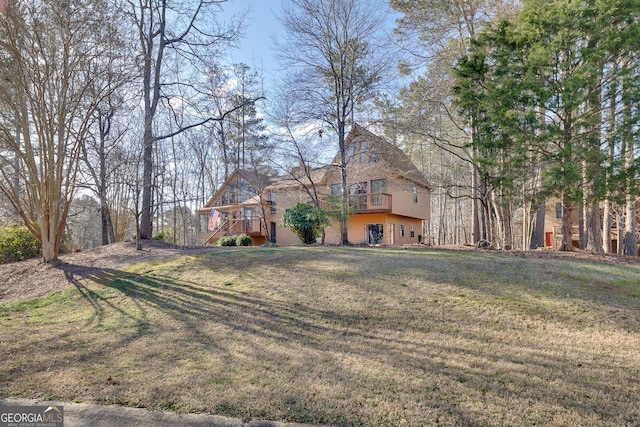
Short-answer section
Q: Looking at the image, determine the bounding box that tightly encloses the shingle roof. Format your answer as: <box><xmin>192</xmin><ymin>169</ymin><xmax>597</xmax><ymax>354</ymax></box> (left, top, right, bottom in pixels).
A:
<box><xmin>343</xmin><ymin>123</ymin><xmax>432</xmax><ymax>190</ymax></box>
<box><xmin>203</xmin><ymin>169</ymin><xmax>276</xmax><ymax>208</ymax></box>
<box><xmin>206</xmin><ymin>124</ymin><xmax>431</xmax><ymax>203</ymax></box>
<box><xmin>266</xmin><ymin>165</ymin><xmax>335</xmax><ymax>191</ymax></box>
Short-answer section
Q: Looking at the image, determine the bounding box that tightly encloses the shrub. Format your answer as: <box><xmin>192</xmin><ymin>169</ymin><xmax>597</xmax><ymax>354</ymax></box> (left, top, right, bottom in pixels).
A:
<box><xmin>218</xmin><ymin>235</ymin><xmax>237</xmax><ymax>247</ymax></box>
<box><xmin>0</xmin><ymin>225</ymin><xmax>41</xmax><ymax>263</ymax></box>
<box><xmin>282</xmin><ymin>202</ymin><xmax>329</xmax><ymax>244</ymax></box>
<box><xmin>236</xmin><ymin>234</ymin><xmax>252</xmax><ymax>246</ymax></box>
<box><xmin>153</xmin><ymin>231</ymin><xmax>168</xmax><ymax>241</ymax></box>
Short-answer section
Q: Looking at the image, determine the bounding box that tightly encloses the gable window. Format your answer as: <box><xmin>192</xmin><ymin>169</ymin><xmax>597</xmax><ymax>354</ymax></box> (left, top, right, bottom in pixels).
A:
<box><xmin>369</xmin><ymin>150</ymin><xmax>378</xmax><ymax>165</ymax></box>
<box><xmin>360</xmin><ymin>141</ymin><xmax>370</xmax><ymax>163</ymax></box>
<box><xmin>556</xmin><ymin>202</ymin><xmax>563</xmax><ymax>218</ymax></box>
<box><xmin>240</xmin><ymin>178</ymin><xmax>248</xmax><ymax>201</ymax></box>
<box><xmin>413</xmin><ymin>185</ymin><xmax>418</xmax><ymax>203</ymax></box>
<box><xmin>346</xmin><ymin>143</ymin><xmax>356</xmax><ymax>162</ymax></box>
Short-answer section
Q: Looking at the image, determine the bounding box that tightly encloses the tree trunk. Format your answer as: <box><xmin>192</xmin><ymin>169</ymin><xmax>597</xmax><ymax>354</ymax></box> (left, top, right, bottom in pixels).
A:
<box><xmin>602</xmin><ymin>61</ymin><xmax>618</xmax><ymax>253</ymax></box>
<box><xmin>559</xmin><ymin>198</ymin><xmax>574</xmax><ymax>251</ymax></box>
<box><xmin>530</xmin><ymin>200</ymin><xmax>545</xmax><ymax>249</ymax></box>
<box><xmin>602</xmin><ymin>199</ymin><xmax>612</xmax><ymax>253</ymax></box>
<box><xmin>140</xmin><ymin>128</ymin><xmax>154</xmax><ymax>239</ymax></box>
<box><xmin>624</xmin><ymin>195</ymin><xmax>637</xmax><ymax>255</ymax></box>
<box><xmin>339</xmin><ymin>122</ymin><xmax>349</xmax><ymax>245</ymax></box>
<box><xmin>585</xmin><ymin>201</ymin><xmax>603</xmax><ymax>252</ymax></box>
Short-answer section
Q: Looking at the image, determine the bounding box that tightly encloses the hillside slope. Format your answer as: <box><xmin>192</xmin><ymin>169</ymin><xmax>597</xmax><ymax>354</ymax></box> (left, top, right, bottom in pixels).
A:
<box><xmin>1</xmin><ymin>245</ymin><xmax>639</xmax><ymax>426</ymax></box>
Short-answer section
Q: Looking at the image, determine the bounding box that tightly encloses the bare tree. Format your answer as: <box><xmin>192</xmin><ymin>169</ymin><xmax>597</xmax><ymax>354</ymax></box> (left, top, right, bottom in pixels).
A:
<box><xmin>0</xmin><ymin>0</ymin><xmax>126</xmax><ymax>261</ymax></box>
<box><xmin>277</xmin><ymin>0</ymin><xmax>393</xmax><ymax>244</ymax></box>
<box><xmin>80</xmin><ymin>79</ymin><xmax>136</xmax><ymax>246</ymax></box>
<box><xmin>124</xmin><ymin>0</ymin><xmax>243</xmax><ymax>239</ymax></box>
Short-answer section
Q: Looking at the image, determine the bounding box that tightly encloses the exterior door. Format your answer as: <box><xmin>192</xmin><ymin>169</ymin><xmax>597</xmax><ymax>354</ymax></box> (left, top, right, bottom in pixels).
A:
<box><xmin>367</xmin><ymin>224</ymin><xmax>384</xmax><ymax>245</ymax></box>
<box><xmin>270</xmin><ymin>222</ymin><xmax>276</xmax><ymax>244</ymax></box>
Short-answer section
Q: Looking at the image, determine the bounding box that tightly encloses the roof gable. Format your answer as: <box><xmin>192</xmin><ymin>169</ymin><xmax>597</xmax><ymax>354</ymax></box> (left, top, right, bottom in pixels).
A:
<box><xmin>204</xmin><ymin>169</ymin><xmax>274</xmax><ymax>208</ymax></box>
<box><xmin>339</xmin><ymin>124</ymin><xmax>432</xmax><ymax>189</ymax></box>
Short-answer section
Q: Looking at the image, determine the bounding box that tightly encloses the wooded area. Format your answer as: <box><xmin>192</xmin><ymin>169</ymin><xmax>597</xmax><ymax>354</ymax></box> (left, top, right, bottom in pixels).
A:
<box><xmin>0</xmin><ymin>0</ymin><xmax>638</xmax><ymax>260</ymax></box>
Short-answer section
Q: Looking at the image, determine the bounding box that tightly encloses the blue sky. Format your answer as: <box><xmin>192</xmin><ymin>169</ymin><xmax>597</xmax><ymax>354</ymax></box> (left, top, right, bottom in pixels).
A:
<box><xmin>219</xmin><ymin>0</ymin><xmax>402</xmax><ymax>91</ymax></box>
<box><xmin>220</xmin><ymin>0</ymin><xmax>285</xmax><ymax>84</ymax></box>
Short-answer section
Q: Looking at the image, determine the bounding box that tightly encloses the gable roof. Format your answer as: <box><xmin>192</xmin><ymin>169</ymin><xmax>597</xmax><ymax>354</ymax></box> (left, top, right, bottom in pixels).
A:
<box><xmin>203</xmin><ymin>169</ymin><xmax>275</xmax><ymax>208</ymax></box>
<box><xmin>266</xmin><ymin>164</ymin><xmax>335</xmax><ymax>191</ymax></box>
<box><xmin>343</xmin><ymin>123</ymin><xmax>432</xmax><ymax>190</ymax></box>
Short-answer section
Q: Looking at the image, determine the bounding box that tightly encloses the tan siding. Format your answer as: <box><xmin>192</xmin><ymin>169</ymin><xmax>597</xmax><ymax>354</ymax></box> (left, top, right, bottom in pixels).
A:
<box><xmin>198</xmin><ymin>125</ymin><xmax>431</xmax><ymax>247</ymax></box>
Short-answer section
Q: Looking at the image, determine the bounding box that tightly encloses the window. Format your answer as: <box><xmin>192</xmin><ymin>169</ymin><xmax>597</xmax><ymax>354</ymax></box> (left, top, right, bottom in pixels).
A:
<box><xmin>360</xmin><ymin>141</ymin><xmax>370</xmax><ymax>163</ymax></box>
<box><xmin>369</xmin><ymin>150</ymin><xmax>378</xmax><ymax>165</ymax></box>
<box><xmin>330</xmin><ymin>183</ymin><xmax>342</xmax><ymax>196</ymax></box>
<box><xmin>349</xmin><ymin>182</ymin><xmax>367</xmax><ymax>210</ymax></box>
<box><xmin>349</xmin><ymin>182</ymin><xmax>368</xmax><ymax>195</ymax></box>
<box><xmin>410</xmin><ymin>225</ymin><xmax>415</xmax><ymax>238</ymax></box>
<box><xmin>371</xmin><ymin>178</ymin><xmax>386</xmax><ymax>193</ymax></box>
<box><xmin>413</xmin><ymin>185</ymin><xmax>418</xmax><ymax>203</ymax></box>
<box><xmin>400</xmin><ymin>224</ymin><xmax>405</xmax><ymax>237</ymax></box>
<box><xmin>556</xmin><ymin>202</ymin><xmax>563</xmax><ymax>218</ymax></box>
<box><xmin>269</xmin><ymin>192</ymin><xmax>276</xmax><ymax>214</ymax></box>
<box><xmin>240</xmin><ymin>178</ymin><xmax>248</xmax><ymax>201</ymax></box>
<box><xmin>371</xmin><ymin>179</ymin><xmax>386</xmax><ymax>206</ymax></box>
<box><xmin>346</xmin><ymin>143</ymin><xmax>356</xmax><ymax>162</ymax></box>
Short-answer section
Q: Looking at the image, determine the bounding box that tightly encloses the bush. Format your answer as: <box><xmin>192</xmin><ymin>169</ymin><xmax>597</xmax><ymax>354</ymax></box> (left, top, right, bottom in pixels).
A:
<box><xmin>153</xmin><ymin>231</ymin><xmax>168</xmax><ymax>241</ymax></box>
<box><xmin>218</xmin><ymin>235</ymin><xmax>237</xmax><ymax>247</ymax></box>
<box><xmin>0</xmin><ymin>225</ymin><xmax>41</xmax><ymax>263</ymax></box>
<box><xmin>282</xmin><ymin>202</ymin><xmax>329</xmax><ymax>244</ymax></box>
<box><xmin>236</xmin><ymin>234</ymin><xmax>252</xmax><ymax>246</ymax></box>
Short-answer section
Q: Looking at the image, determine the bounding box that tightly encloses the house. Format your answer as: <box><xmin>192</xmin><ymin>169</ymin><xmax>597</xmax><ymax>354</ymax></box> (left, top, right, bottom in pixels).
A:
<box><xmin>196</xmin><ymin>124</ymin><xmax>432</xmax><ymax>246</ymax></box>
<box><xmin>540</xmin><ymin>199</ymin><xmax>638</xmax><ymax>253</ymax></box>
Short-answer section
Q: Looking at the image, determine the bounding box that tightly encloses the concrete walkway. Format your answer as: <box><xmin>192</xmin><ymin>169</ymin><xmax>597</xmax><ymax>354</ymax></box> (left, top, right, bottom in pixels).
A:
<box><xmin>1</xmin><ymin>398</ymin><xmax>311</xmax><ymax>427</ymax></box>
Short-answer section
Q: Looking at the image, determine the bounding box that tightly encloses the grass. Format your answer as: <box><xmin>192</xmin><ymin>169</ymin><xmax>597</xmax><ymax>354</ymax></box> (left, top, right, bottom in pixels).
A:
<box><xmin>1</xmin><ymin>247</ymin><xmax>639</xmax><ymax>426</ymax></box>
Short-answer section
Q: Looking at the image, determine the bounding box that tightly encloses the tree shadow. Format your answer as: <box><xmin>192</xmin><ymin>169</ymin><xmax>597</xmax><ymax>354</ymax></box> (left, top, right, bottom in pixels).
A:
<box><xmin>9</xmin><ymin>249</ymin><xmax>634</xmax><ymax>425</ymax></box>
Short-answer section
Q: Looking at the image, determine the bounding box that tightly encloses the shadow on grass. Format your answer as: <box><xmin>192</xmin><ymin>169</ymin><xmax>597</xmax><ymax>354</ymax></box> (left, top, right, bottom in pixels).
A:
<box><xmin>1</xmin><ymin>248</ymin><xmax>636</xmax><ymax>425</ymax></box>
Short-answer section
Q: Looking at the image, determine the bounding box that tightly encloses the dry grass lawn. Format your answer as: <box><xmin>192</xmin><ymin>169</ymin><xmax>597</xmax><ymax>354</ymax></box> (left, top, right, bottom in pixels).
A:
<box><xmin>1</xmin><ymin>246</ymin><xmax>639</xmax><ymax>426</ymax></box>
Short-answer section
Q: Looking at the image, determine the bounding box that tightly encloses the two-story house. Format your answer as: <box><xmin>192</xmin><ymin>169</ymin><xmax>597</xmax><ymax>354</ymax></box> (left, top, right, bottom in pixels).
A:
<box><xmin>541</xmin><ymin>199</ymin><xmax>639</xmax><ymax>253</ymax></box>
<box><xmin>196</xmin><ymin>124</ymin><xmax>432</xmax><ymax>246</ymax></box>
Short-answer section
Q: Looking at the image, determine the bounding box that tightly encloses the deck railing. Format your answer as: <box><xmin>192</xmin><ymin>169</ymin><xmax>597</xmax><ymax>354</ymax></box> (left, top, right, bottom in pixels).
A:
<box><xmin>320</xmin><ymin>193</ymin><xmax>392</xmax><ymax>214</ymax></box>
<box><xmin>202</xmin><ymin>217</ymin><xmax>264</xmax><ymax>245</ymax></box>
